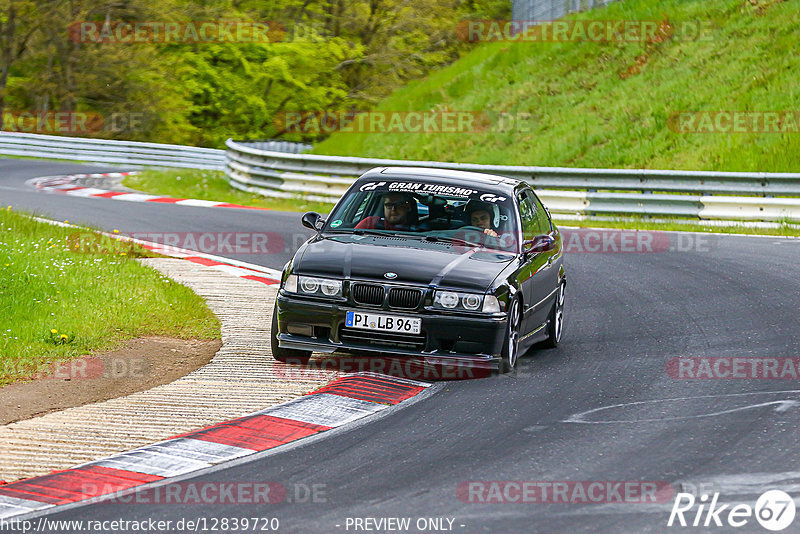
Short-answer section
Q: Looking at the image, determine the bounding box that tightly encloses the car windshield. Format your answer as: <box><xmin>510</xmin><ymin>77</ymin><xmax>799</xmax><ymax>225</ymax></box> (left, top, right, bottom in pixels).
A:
<box><xmin>323</xmin><ymin>179</ymin><xmax>520</xmax><ymax>253</ymax></box>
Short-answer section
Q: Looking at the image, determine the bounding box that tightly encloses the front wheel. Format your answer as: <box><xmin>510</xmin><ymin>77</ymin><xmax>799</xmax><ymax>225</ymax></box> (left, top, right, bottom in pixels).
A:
<box><xmin>270</xmin><ymin>302</ymin><xmax>312</xmax><ymax>364</ymax></box>
<box><xmin>498</xmin><ymin>298</ymin><xmax>521</xmax><ymax>374</ymax></box>
<box><xmin>542</xmin><ymin>281</ymin><xmax>565</xmax><ymax>349</ymax></box>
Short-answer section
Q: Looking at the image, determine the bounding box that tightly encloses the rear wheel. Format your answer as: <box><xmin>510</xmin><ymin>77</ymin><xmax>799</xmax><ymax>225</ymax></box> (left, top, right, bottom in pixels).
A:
<box><xmin>542</xmin><ymin>281</ymin><xmax>565</xmax><ymax>349</ymax></box>
<box><xmin>270</xmin><ymin>302</ymin><xmax>312</xmax><ymax>364</ymax></box>
<box><xmin>498</xmin><ymin>298</ymin><xmax>521</xmax><ymax>374</ymax></box>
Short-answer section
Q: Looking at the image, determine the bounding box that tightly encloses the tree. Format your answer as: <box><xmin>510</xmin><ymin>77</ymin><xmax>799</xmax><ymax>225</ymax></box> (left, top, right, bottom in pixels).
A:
<box><xmin>0</xmin><ymin>0</ymin><xmax>37</xmax><ymax>118</ymax></box>
<box><xmin>2</xmin><ymin>0</ymin><xmax>510</xmax><ymax>144</ymax></box>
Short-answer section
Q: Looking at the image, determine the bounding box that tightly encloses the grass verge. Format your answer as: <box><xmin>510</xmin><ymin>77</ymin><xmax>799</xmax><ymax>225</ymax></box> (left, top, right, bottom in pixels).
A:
<box><xmin>123</xmin><ymin>168</ymin><xmax>335</xmax><ymax>214</ymax></box>
<box><xmin>312</xmin><ymin>0</ymin><xmax>800</xmax><ymax>173</ymax></box>
<box><xmin>0</xmin><ymin>154</ymin><xmax>90</xmax><ymax>165</ymax></box>
<box><xmin>0</xmin><ymin>207</ymin><xmax>221</xmax><ymax>387</ymax></box>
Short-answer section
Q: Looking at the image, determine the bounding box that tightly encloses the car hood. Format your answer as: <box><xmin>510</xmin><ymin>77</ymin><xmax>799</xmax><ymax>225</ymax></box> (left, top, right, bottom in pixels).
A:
<box><xmin>295</xmin><ymin>235</ymin><xmax>515</xmax><ymax>291</ymax></box>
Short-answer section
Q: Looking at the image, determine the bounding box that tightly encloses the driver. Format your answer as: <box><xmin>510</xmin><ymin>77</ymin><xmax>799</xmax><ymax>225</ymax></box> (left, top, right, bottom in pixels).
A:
<box><xmin>465</xmin><ymin>200</ymin><xmax>499</xmax><ymax>237</ymax></box>
<box><xmin>356</xmin><ymin>192</ymin><xmax>418</xmax><ymax>231</ymax></box>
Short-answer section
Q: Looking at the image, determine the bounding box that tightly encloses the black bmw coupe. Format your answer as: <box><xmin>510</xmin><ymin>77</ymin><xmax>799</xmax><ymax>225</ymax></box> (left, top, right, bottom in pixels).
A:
<box><xmin>272</xmin><ymin>167</ymin><xmax>566</xmax><ymax>373</ymax></box>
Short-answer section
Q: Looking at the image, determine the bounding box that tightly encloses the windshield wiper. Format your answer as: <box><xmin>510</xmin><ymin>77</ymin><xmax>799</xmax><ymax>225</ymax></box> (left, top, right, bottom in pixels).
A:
<box><xmin>325</xmin><ymin>229</ymin><xmax>403</xmax><ymax>237</ymax></box>
<box><xmin>421</xmin><ymin>235</ymin><xmax>482</xmax><ymax>248</ymax></box>
<box><xmin>326</xmin><ymin>229</ymin><xmax>481</xmax><ymax>248</ymax></box>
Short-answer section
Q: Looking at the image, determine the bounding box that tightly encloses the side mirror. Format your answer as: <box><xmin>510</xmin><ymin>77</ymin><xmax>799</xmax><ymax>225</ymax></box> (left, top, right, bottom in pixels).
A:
<box><xmin>302</xmin><ymin>211</ymin><xmax>325</xmax><ymax>231</ymax></box>
<box><xmin>522</xmin><ymin>234</ymin><xmax>556</xmax><ymax>255</ymax></box>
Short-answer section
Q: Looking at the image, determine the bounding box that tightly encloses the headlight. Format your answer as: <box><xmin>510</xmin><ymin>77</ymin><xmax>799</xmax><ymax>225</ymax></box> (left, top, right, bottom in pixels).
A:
<box><xmin>433</xmin><ymin>290</ymin><xmax>495</xmax><ymax>312</ymax></box>
<box><xmin>287</xmin><ymin>275</ymin><xmax>342</xmax><ymax>298</ymax></box>
<box><xmin>437</xmin><ymin>291</ymin><xmax>459</xmax><ymax>309</ymax></box>
<box><xmin>300</xmin><ymin>277</ymin><xmax>319</xmax><ymax>293</ymax></box>
<box><xmin>320</xmin><ymin>279</ymin><xmax>340</xmax><ymax>296</ymax></box>
<box><xmin>462</xmin><ymin>294</ymin><xmax>481</xmax><ymax>310</ymax></box>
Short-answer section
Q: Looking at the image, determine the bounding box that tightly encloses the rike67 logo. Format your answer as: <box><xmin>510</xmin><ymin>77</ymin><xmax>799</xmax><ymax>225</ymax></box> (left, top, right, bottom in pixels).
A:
<box><xmin>668</xmin><ymin>490</ymin><xmax>795</xmax><ymax>531</ymax></box>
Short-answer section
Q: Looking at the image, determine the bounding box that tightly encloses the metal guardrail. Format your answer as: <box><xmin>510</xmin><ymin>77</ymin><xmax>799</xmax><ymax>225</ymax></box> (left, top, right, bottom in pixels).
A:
<box><xmin>239</xmin><ymin>140</ymin><xmax>311</xmax><ymax>153</ymax></box>
<box><xmin>225</xmin><ymin>139</ymin><xmax>800</xmax><ymax>223</ymax></box>
<box><xmin>4</xmin><ymin>131</ymin><xmax>797</xmax><ymax>223</ymax></box>
<box><xmin>512</xmin><ymin>0</ymin><xmax>617</xmax><ymax>23</ymax></box>
<box><xmin>0</xmin><ymin>131</ymin><xmax>227</xmax><ymax>170</ymax></box>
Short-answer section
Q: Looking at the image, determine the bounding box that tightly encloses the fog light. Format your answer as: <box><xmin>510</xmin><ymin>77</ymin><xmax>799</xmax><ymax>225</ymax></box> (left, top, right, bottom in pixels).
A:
<box><xmin>287</xmin><ymin>324</ymin><xmax>314</xmax><ymax>336</ymax></box>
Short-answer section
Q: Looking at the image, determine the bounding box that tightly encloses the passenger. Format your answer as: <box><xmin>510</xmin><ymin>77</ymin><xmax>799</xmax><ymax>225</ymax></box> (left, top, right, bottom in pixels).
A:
<box><xmin>355</xmin><ymin>192</ymin><xmax>418</xmax><ymax>231</ymax></box>
<box><xmin>465</xmin><ymin>200</ymin><xmax>499</xmax><ymax>237</ymax></box>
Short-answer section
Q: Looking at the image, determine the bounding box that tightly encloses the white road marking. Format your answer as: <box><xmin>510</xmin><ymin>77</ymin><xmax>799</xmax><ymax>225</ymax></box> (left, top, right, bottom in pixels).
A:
<box><xmin>564</xmin><ymin>390</ymin><xmax>800</xmax><ymax>424</ymax></box>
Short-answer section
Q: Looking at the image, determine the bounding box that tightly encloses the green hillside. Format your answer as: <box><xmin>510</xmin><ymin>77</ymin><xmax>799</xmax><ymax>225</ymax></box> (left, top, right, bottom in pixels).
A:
<box><xmin>313</xmin><ymin>0</ymin><xmax>800</xmax><ymax>172</ymax></box>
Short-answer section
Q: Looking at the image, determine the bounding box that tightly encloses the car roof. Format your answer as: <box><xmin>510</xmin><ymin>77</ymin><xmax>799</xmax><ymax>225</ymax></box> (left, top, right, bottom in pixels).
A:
<box><xmin>358</xmin><ymin>166</ymin><xmax>523</xmax><ymax>193</ymax></box>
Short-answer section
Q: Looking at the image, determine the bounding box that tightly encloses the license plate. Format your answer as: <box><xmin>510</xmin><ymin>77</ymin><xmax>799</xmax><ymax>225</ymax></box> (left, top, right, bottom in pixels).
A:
<box><xmin>345</xmin><ymin>311</ymin><xmax>421</xmax><ymax>334</ymax></box>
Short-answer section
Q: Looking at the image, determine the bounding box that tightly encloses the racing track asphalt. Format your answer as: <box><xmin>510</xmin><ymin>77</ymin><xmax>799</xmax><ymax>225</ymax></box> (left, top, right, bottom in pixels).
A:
<box><xmin>0</xmin><ymin>159</ymin><xmax>313</xmax><ymax>269</ymax></box>
<box><xmin>2</xmin><ymin>159</ymin><xmax>800</xmax><ymax>533</ymax></box>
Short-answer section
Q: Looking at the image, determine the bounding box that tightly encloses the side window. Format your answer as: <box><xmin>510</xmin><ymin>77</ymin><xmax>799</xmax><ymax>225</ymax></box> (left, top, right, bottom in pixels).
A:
<box><xmin>517</xmin><ymin>192</ymin><xmax>539</xmax><ymax>242</ymax></box>
<box><xmin>352</xmin><ymin>195</ymin><xmax>369</xmax><ymax>221</ymax></box>
<box><xmin>330</xmin><ymin>192</ymin><xmax>375</xmax><ymax>228</ymax></box>
<box><xmin>530</xmin><ymin>193</ymin><xmax>552</xmax><ymax>234</ymax></box>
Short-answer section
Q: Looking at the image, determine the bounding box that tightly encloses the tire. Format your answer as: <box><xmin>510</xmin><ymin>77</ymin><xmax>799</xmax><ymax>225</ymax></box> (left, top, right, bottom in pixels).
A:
<box><xmin>498</xmin><ymin>297</ymin><xmax>521</xmax><ymax>374</ymax></box>
<box><xmin>270</xmin><ymin>302</ymin><xmax>312</xmax><ymax>364</ymax></box>
<box><xmin>542</xmin><ymin>281</ymin><xmax>565</xmax><ymax>349</ymax></box>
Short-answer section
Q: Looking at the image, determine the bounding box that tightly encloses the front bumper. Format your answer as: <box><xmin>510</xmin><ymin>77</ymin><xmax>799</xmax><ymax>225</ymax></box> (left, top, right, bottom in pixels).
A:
<box><xmin>275</xmin><ymin>293</ymin><xmax>507</xmax><ymax>369</ymax></box>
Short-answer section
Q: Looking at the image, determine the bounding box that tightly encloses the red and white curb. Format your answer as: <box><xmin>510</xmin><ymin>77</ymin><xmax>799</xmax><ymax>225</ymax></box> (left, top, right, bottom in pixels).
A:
<box><xmin>167</xmin><ymin>256</ymin><xmax>282</xmax><ymax>286</ymax></box>
<box><xmin>26</xmin><ymin>173</ymin><xmax>284</xmax><ymax>283</ymax></box>
<box><xmin>0</xmin><ymin>372</ymin><xmax>430</xmax><ymax>519</ymax></box>
<box><xmin>26</xmin><ymin>173</ymin><xmax>269</xmax><ymax>211</ymax></box>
